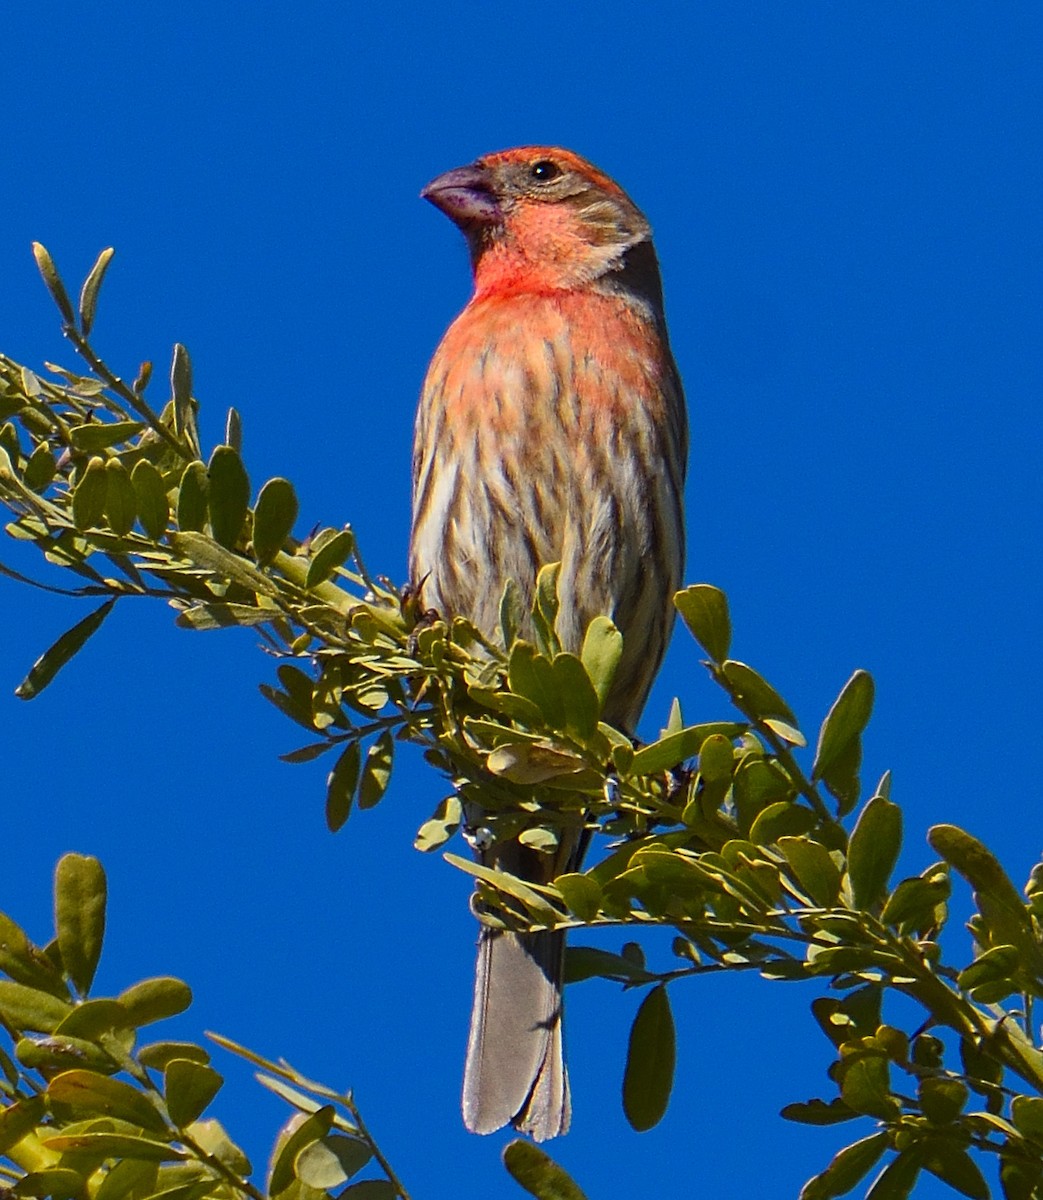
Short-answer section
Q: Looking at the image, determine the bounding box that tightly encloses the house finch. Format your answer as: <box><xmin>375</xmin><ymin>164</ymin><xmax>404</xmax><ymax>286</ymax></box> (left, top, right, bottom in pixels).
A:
<box><xmin>410</xmin><ymin>147</ymin><xmax>687</xmax><ymax>1140</ymax></box>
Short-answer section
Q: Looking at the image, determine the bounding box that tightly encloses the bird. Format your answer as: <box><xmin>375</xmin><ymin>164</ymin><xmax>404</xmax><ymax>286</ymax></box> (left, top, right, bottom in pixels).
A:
<box><xmin>409</xmin><ymin>146</ymin><xmax>687</xmax><ymax>1141</ymax></box>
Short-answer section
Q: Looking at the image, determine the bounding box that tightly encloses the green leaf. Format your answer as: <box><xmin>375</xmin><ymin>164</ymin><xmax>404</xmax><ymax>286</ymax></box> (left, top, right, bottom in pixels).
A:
<box><xmin>880</xmin><ymin>867</ymin><xmax>950</xmax><ymax>935</ymax></box>
<box><xmin>531</xmin><ymin>563</ymin><xmax>561</xmax><ymax>657</ymax></box>
<box><xmin>184</xmin><ymin>1117</ymin><xmax>250</xmax><ymax>1174</ymax></box>
<box><xmin>800</xmin><ymin>1132</ymin><xmax>888</xmax><ymax>1200</ymax></box>
<box><xmin>32</xmin><ymin>243</ymin><xmax>76</xmax><ymax>324</ymax></box>
<box><xmin>779</xmin><ymin>837</ymin><xmax>842</xmax><ymax>907</ymax></box>
<box><xmin>23</xmin><ymin>444</ymin><xmax>57</xmax><ymax>491</ymax></box>
<box><xmin>414</xmin><ymin>794</ymin><xmax>462</xmax><ymax>852</ymax></box>
<box><xmin>206</xmin><ymin>445</ymin><xmax>250</xmax><ymax>549</ymax></box>
<box><xmin>47</xmin><ymin>1069</ymin><xmax>169</xmax><ymax>1134</ymax></box>
<box><xmin>131</xmin><ymin>460</ymin><xmax>170</xmax><ymax>539</ymax></box>
<box><xmin>674</xmin><ymin>585</ymin><xmax>730</xmax><ymax>662</ymax></box>
<box><xmin>268</xmin><ymin>1106</ymin><xmax>334</xmax><ymax>1197</ymax></box>
<box><xmin>0</xmin><ymin>911</ymin><xmax>68</xmax><ymax>996</ymax></box>
<box><xmin>499</xmin><ymin>577</ymin><xmax>526</xmax><ymax>646</ymax></box>
<box><xmin>70</xmin><ymin>421</ymin><xmax>145</xmax><ymax>453</ymax></box>
<box><xmin>629</xmin><ymin>723</ymin><xmax>745</xmax><ymax>775</ymax></box>
<box><xmin>16</xmin><ymin>598</ymin><xmax>116</xmax><ymax>700</ymax></box>
<box><xmin>847</xmin><ymin>795</ymin><xmax>902</xmax><ymax>910</ymax></box>
<box><xmin>864</xmin><ymin>1149</ymin><xmax>920</xmax><ymax>1199</ymax></box>
<box><xmin>920</xmin><ymin>1139</ymin><xmax>988</xmax><ymax>1199</ymax></box>
<box><xmin>16</xmin><ymin>1033</ymin><xmax>118</xmax><ymax>1074</ymax></box>
<box><xmin>138</xmin><ymin>1041</ymin><xmax>211</xmax><ymax>1070</ymax></box>
<box><xmin>1010</xmin><ymin>1095</ymin><xmax>1043</xmax><ymax>1140</ymax></box>
<box><xmin>173</xmin><ymin>531</ymin><xmax>279</xmax><ymax>596</ymax></box>
<box><xmin>326</xmin><ymin>741</ymin><xmax>361</xmax><ymax>831</ymax></box>
<box><xmin>444</xmin><ymin>855</ymin><xmax>562</xmax><ymax>923</ymax></box>
<box><xmin>781</xmin><ymin>1098</ymin><xmax>859</xmax><ymax>1125</ymax></box>
<box><xmin>104</xmin><ymin>459</ymin><xmax>137</xmax><ymax>537</ymax></box>
<box><xmin>508</xmin><ymin>643</ymin><xmax>565</xmax><ymax>728</ymax></box>
<box><xmin>295</xmin><ymin>1135</ymin><xmax>371</xmax><ymax>1189</ymax></box>
<box><xmin>563</xmin><ymin>946</ymin><xmax>652</xmax><ymax>984</ymax></box>
<box><xmin>224</xmin><ymin>406</ymin><xmax>242</xmax><ymax>453</ymax></box>
<box><xmin>175</xmin><ymin>461</ymin><xmax>208</xmax><ymax>533</ymax></box>
<box><xmin>117</xmin><ymin>977</ymin><xmax>193</xmax><ymax>1026</ymax></box>
<box><xmin>358</xmin><ymin>731</ymin><xmax>394</xmax><ymax>809</ymax></box>
<box><xmin>78</xmin><ymin>247</ymin><xmax>115</xmax><ymax>336</ymax></box>
<box><xmin>813</xmin><ymin>670</ymin><xmax>874</xmax><ymax>781</ymax></box>
<box><xmin>486</xmin><ymin>742</ymin><xmax>586</xmax><ymax>784</ymax></box>
<box><xmin>0</xmin><ymin>981</ymin><xmax>72</xmax><ymax>1032</ymax></box>
<box><xmin>253</xmin><ymin>477</ymin><xmax>299</xmax><ymax>566</ymax></box>
<box><xmin>164</xmin><ymin>1059</ymin><xmax>223</xmax><ymax>1127</ymax></box>
<box><xmin>54</xmin><ymin>853</ymin><xmax>106</xmax><ymax>996</ymax></box>
<box><xmin>697</xmin><ymin>733</ymin><xmax>735</xmax><ymax>783</ymax></box>
<box><xmin>502</xmin><ymin>1139</ymin><xmax>589</xmax><ymax>1200</ymax></box>
<box><xmin>72</xmin><ymin>456</ymin><xmax>107</xmax><ymax>530</ymax></box>
<box><xmin>580</xmin><ymin>616</ymin><xmax>622</xmax><ymax>710</ymax></box>
<box><xmin>305</xmin><ymin>528</ymin><xmax>354</xmax><ymax>588</ymax></box>
<box><xmin>41</xmin><ymin>1132</ymin><xmax>183</xmax><ymax>1162</ymax></box>
<box><xmin>92</xmin><ymin>1158</ymin><xmax>158</xmax><ymax>1200</ymax></box>
<box><xmin>552</xmin><ymin>652</ymin><xmax>600</xmax><ymax>741</ymax></box>
<box><xmin>958</xmin><ymin>944</ymin><xmax>1020</xmax><ymax>1000</ymax></box>
<box><xmin>622</xmin><ymin>985</ymin><xmax>675</xmax><ymax>1132</ymax></box>
<box><xmin>720</xmin><ymin>660</ymin><xmax>798</xmax><ymax>724</ymax></box>
<box><xmin>13</xmin><ymin>1168</ymin><xmax>87</xmax><ymax>1199</ymax></box>
<box><xmin>918</xmin><ymin>1076</ymin><xmax>968</xmax><ymax>1124</ymax></box>
<box><xmin>554</xmin><ymin>874</ymin><xmax>602</xmax><ymax>922</ymax></box>
<box><xmin>170</xmin><ymin>344</ymin><xmax>194</xmax><ymax>442</ymax></box>
<box><xmin>839</xmin><ymin>1054</ymin><xmax>899</xmax><ymax>1120</ymax></box>
<box><xmin>340</xmin><ymin>1184</ymin><xmax>397</xmax><ymax>1199</ymax></box>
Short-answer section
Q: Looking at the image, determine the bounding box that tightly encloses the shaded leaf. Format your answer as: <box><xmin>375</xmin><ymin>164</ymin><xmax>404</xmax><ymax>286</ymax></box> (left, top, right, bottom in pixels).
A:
<box><xmin>253</xmin><ymin>477</ymin><xmax>299</xmax><ymax>567</ymax></box>
<box><xmin>326</xmin><ymin>741</ymin><xmax>361</xmax><ymax>832</ymax></box>
<box><xmin>173</xmin><ymin>531</ymin><xmax>279</xmax><ymax>596</ymax></box>
<box><xmin>131</xmin><ymin>460</ymin><xmax>169</xmax><ymax>540</ymax></box>
<box><xmin>41</xmin><ymin>1132</ymin><xmax>183</xmax><ymax>1162</ymax></box>
<box><xmin>847</xmin><ymin>795</ymin><xmax>902</xmax><ymax>910</ymax></box>
<box><xmin>563</xmin><ymin>946</ymin><xmax>652</xmax><ymax>984</ymax></box>
<box><xmin>674</xmin><ymin>585</ymin><xmax>730</xmax><ymax>662</ymax></box>
<box><xmin>72</xmin><ymin>456</ymin><xmax>107</xmax><ymax>530</ymax></box>
<box><xmin>502</xmin><ymin>1139</ymin><xmax>588</xmax><ymax>1200</ymax></box>
<box><xmin>779</xmin><ymin>838</ymin><xmax>842</xmax><ymax>907</ymax></box>
<box><xmin>268</xmin><ymin>1106</ymin><xmax>334</xmax><ymax>1197</ymax></box>
<box><xmin>54</xmin><ymin>853</ymin><xmax>106</xmax><ymax>996</ymax></box>
<box><xmin>920</xmin><ymin>1139</ymin><xmax>988</xmax><ymax>1199</ymax></box>
<box><xmin>813</xmin><ymin>670</ymin><xmax>874</xmax><ymax>781</ymax></box>
<box><xmin>487</xmin><ymin>742</ymin><xmax>586</xmax><ymax>784</ymax></box>
<box><xmin>175</xmin><ymin>462</ymin><xmax>208</xmax><ymax>533</ymax></box>
<box><xmin>13</xmin><ymin>1168</ymin><xmax>87</xmax><ymax>1199</ymax></box>
<box><xmin>206</xmin><ymin>445</ymin><xmax>250</xmax><ymax>549</ymax></box>
<box><xmin>102</xmin><ymin>460</ymin><xmax>135</xmax><ymax>536</ymax></box>
<box><xmin>800</xmin><ymin>1132</ymin><xmax>888</xmax><ymax>1200</ymax></box>
<box><xmin>138</xmin><ymin>1041</ymin><xmax>211</xmax><ymax>1070</ymax></box>
<box><xmin>305</xmin><ymin>528</ymin><xmax>354</xmax><ymax>589</ymax></box>
<box><xmin>170</xmin><ymin>344</ymin><xmax>193</xmax><ymax>442</ymax></box>
<box><xmin>781</xmin><ymin>1098</ymin><xmax>860</xmax><ymax>1125</ymax></box>
<box><xmin>622</xmin><ymin>985</ymin><xmax>675</xmax><ymax>1132</ymax></box>
<box><xmin>164</xmin><ymin>1059</ymin><xmax>223</xmax><ymax>1127</ymax></box>
<box><xmin>0</xmin><ymin>911</ymin><xmax>68</xmax><ymax>996</ymax></box>
<box><xmin>70</xmin><ymin>421</ymin><xmax>146</xmax><ymax>453</ymax></box>
<box><xmin>23</xmin><ymin>444</ymin><xmax>57</xmax><ymax>491</ymax></box>
<box><xmin>554</xmin><ymin>874</ymin><xmax>602</xmax><ymax>923</ymax></box>
<box><xmin>358</xmin><ymin>731</ymin><xmax>394</xmax><ymax>809</ymax></box>
<box><xmin>15</xmin><ymin>598</ymin><xmax>116</xmax><ymax>700</ymax></box>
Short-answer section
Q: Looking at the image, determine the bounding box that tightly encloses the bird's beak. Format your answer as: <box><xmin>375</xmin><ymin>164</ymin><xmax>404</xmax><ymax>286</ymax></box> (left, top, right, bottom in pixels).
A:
<box><xmin>421</xmin><ymin>162</ymin><xmax>501</xmax><ymax>226</ymax></box>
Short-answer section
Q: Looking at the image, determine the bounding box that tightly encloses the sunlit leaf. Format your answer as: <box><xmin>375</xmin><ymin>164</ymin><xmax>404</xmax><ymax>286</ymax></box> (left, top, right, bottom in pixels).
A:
<box><xmin>54</xmin><ymin>853</ymin><xmax>106</xmax><ymax>996</ymax></box>
<box><xmin>502</xmin><ymin>1139</ymin><xmax>589</xmax><ymax>1200</ymax></box>
<box><xmin>78</xmin><ymin>247</ymin><xmax>115</xmax><ymax>336</ymax></box>
<box><xmin>674</xmin><ymin>585</ymin><xmax>730</xmax><ymax>662</ymax></box>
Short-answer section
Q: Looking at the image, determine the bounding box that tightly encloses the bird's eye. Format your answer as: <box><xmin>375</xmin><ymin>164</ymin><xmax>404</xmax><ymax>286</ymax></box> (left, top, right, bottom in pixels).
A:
<box><xmin>530</xmin><ymin>160</ymin><xmax>562</xmax><ymax>183</ymax></box>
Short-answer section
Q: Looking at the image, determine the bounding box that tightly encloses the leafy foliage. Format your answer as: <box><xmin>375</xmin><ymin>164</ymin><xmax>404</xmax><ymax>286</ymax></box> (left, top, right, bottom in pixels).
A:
<box><xmin>4</xmin><ymin>248</ymin><xmax>1043</xmax><ymax>1198</ymax></box>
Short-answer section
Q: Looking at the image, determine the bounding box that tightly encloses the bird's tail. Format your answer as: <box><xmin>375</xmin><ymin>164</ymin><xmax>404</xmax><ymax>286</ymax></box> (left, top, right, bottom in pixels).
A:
<box><xmin>462</xmin><ymin>926</ymin><xmax>570</xmax><ymax>1142</ymax></box>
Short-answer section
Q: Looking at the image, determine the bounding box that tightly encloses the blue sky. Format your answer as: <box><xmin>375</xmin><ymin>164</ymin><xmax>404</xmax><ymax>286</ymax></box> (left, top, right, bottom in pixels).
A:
<box><xmin>1</xmin><ymin>4</ymin><xmax>1041</xmax><ymax>1197</ymax></box>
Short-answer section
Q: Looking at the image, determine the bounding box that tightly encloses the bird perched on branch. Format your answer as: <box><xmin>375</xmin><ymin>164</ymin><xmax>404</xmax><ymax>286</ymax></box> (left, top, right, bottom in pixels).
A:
<box><xmin>410</xmin><ymin>146</ymin><xmax>687</xmax><ymax>1141</ymax></box>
